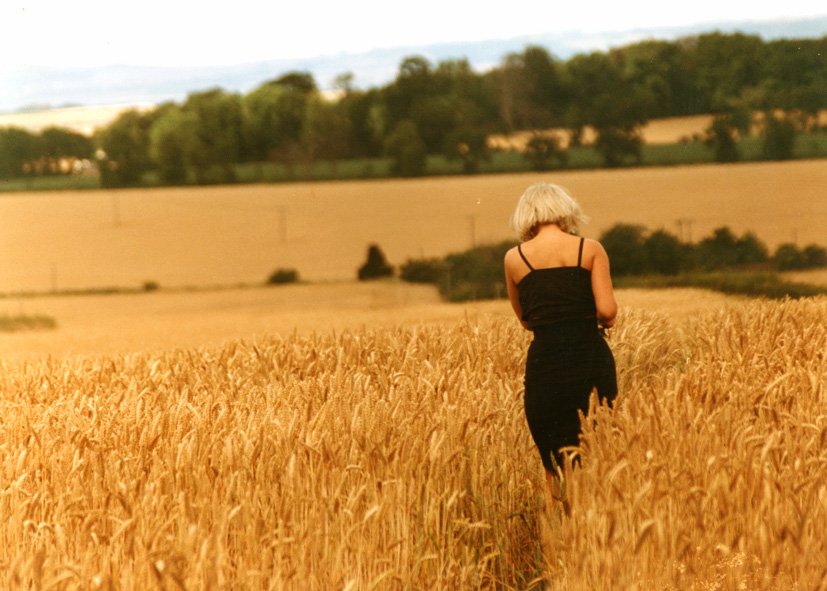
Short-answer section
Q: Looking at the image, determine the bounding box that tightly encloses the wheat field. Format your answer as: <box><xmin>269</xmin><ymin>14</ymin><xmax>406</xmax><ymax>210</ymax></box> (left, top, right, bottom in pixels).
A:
<box><xmin>2</xmin><ymin>160</ymin><xmax>825</xmax><ymax>293</ymax></box>
<box><xmin>1</xmin><ymin>296</ymin><xmax>825</xmax><ymax>590</ymax></box>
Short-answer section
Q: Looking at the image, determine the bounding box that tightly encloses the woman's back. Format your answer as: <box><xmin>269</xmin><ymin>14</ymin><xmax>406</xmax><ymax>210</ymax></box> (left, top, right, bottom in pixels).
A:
<box><xmin>516</xmin><ymin>238</ymin><xmax>597</xmax><ymax>330</ymax></box>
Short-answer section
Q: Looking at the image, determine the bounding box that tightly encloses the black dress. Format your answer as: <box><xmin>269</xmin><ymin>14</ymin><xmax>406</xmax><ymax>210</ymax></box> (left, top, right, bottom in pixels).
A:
<box><xmin>517</xmin><ymin>237</ymin><xmax>617</xmax><ymax>471</ymax></box>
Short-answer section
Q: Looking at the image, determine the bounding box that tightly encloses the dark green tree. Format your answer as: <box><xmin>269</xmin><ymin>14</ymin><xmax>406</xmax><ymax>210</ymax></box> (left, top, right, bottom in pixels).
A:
<box><xmin>182</xmin><ymin>88</ymin><xmax>243</xmax><ymax>183</ymax></box>
<box><xmin>497</xmin><ymin>46</ymin><xmax>567</xmax><ymax>131</ymax></box>
<box><xmin>302</xmin><ymin>94</ymin><xmax>352</xmax><ymax>175</ymax></box>
<box><xmin>0</xmin><ymin>127</ymin><xmax>37</xmax><ymax>178</ymax></box>
<box><xmin>565</xmin><ymin>51</ymin><xmax>647</xmax><ymax>166</ymax></box>
<box><xmin>242</xmin><ymin>71</ymin><xmax>317</xmax><ymax>175</ymax></box>
<box><xmin>95</xmin><ymin>109</ymin><xmax>152</xmax><ymax>186</ymax></box>
<box><xmin>690</xmin><ymin>32</ymin><xmax>767</xmax><ymax>111</ymax></box>
<box><xmin>149</xmin><ymin>106</ymin><xmax>202</xmax><ymax>184</ymax></box>
<box><xmin>384</xmin><ymin>120</ymin><xmax>427</xmax><ymax>176</ymax></box>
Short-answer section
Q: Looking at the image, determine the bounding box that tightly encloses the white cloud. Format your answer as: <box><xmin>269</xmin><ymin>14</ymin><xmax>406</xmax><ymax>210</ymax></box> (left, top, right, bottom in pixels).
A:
<box><xmin>2</xmin><ymin>0</ymin><xmax>826</xmax><ymax>67</ymax></box>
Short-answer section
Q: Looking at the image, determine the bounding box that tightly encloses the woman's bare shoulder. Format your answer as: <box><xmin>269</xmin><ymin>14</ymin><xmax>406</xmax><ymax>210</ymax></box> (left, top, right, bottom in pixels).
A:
<box><xmin>583</xmin><ymin>237</ymin><xmax>607</xmax><ymax>254</ymax></box>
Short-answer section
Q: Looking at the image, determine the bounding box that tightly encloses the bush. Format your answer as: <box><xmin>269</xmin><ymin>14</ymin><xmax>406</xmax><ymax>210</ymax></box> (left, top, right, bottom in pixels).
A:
<box><xmin>267</xmin><ymin>268</ymin><xmax>300</xmax><ymax>284</ymax></box>
<box><xmin>599</xmin><ymin>224</ymin><xmax>648</xmax><ymax>276</ymax></box>
<box><xmin>440</xmin><ymin>242</ymin><xmax>513</xmax><ymax>301</ymax></box>
<box><xmin>399</xmin><ymin>241</ymin><xmax>514</xmax><ymax>301</ymax></box>
<box><xmin>802</xmin><ymin>244</ymin><xmax>827</xmax><ymax>268</ymax></box>
<box><xmin>643</xmin><ymin>229</ymin><xmax>690</xmax><ymax>275</ymax></box>
<box><xmin>399</xmin><ymin>258</ymin><xmax>446</xmax><ymax>283</ymax></box>
<box><xmin>774</xmin><ymin>243</ymin><xmax>827</xmax><ymax>270</ymax></box>
<box><xmin>358</xmin><ymin>244</ymin><xmax>394</xmax><ymax>280</ymax></box>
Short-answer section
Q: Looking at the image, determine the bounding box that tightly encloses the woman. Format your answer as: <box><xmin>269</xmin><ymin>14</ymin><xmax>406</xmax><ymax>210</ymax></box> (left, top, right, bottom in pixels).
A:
<box><xmin>503</xmin><ymin>183</ymin><xmax>618</xmax><ymax>506</ymax></box>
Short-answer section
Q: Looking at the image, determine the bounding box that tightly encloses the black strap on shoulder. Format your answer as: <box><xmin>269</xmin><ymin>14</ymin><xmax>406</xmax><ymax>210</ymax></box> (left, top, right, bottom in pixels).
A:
<box><xmin>577</xmin><ymin>237</ymin><xmax>585</xmax><ymax>268</ymax></box>
<box><xmin>517</xmin><ymin>244</ymin><xmax>535</xmax><ymax>271</ymax></box>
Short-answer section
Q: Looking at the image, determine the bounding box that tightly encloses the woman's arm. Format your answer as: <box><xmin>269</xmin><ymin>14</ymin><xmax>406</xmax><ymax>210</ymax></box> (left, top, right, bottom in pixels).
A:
<box><xmin>590</xmin><ymin>241</ymin><xmax>618</xmax><ymax>328</ymax></box>
<box><xmin>504</xmin><ymin>248</ymin><xmax>531</xmax><ymax>330</ymax></box>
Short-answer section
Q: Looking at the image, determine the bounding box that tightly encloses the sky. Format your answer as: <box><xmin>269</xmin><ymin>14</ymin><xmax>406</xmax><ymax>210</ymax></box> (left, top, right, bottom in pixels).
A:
<box><xmin>3</xmin><ymin>0</ymin><xmax>827</xmax><ymax>68</ymax></box>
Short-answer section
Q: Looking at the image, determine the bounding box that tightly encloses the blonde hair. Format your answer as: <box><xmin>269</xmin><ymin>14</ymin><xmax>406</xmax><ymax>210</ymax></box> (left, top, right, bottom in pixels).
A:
<box><xmin>510</xmin><ymin>182</ymin><xmax>589</xmax><ymax>241</ymax></box>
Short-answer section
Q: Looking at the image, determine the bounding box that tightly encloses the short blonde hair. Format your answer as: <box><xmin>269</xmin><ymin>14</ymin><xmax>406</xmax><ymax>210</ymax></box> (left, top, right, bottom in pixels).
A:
<box><xmin>510</xmin><ymin>182</ymin><xmax>588</xmax><ymax>241</ymax></box>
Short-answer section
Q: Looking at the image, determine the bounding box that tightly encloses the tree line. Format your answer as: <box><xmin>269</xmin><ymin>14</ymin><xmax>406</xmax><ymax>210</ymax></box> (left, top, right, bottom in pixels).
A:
<box><xmin>394</xmin><ymin>225</ymin><xmax>827</xmax><ymax>301</ymax></box>
<box><xmin>1</xmin><ymin>32</ymin><xmax>826</xmax><ymax>186</ymax></box>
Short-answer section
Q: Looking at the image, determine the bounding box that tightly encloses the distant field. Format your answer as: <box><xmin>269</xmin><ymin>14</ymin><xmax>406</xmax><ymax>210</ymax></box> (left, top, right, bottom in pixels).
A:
<box><xmin>0</xmin><ymin>102</ymin><xmax>154</xmax><ymax>135</ymax></box>
<box><xmin>0</xmin><ymin>282</ymin><xmax>741</xmax><ymax>362</ymax></box>
<box><xmin>1</xmin><ymin>160</ymin><xmax>824</xmax><ymax>294</ymax></box>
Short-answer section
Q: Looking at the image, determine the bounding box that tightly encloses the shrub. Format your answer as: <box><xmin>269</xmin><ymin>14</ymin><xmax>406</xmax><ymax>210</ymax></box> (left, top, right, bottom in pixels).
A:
<box><xmin>802</xmin><ymin>244</ymin><xmax>827</xmax><ymax>268</ymax></box>
<box><xmin>599</xmin><ymin>224</ymin><xmax>648</xmax><ymax>276</ymax></box>
<box><xmin>440</xmin><ymin>241</ymin><xmax>513</xmax><ymax>301</ymax></box>
<box><xmin>734</xmin><ymin>232</ymin><xmax>770</xmax><ymax>265</ymax></box>
<box><xmin>267</xmin><ymin>268</ymin><xmax>300</xmax><ymax>284</ymax></box>
<box><xmin>358</xmin><ymin>244</ymin><xmax>394</xmax><ymax>280</ymax></box>
<box><xmin>399</xmin><ymin>258</ymin><xmax>446</xmax><ymax>284</ymax></box>
<box><xmin>643</xmin><ymin>229</ymin><xmax>691</xmax><ymax>275</ymax></box>
<box><xmin>774</xmin><ymin>243</ymin><xmax>827</xmax><ymax>270</ymax></box>
<box><xmin>143</xmin><ymin>281</ymin><xmax>160</xmax><ymax>292</ymax></box>
<box><xmin>399</xmin><ymin>241</ymin><xmax>514</xmax><ymax>301</ymax></box>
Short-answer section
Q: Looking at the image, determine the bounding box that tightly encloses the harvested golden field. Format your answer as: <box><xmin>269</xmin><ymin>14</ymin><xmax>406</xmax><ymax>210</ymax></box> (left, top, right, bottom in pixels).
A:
<box><xmin>487</xmin><ymin>114</ymin><xmax>714</xmax><ymax>150</ymax></box>
<box><xmin>2</xmin><ymin>160</ymin><xmax>825</xmax><ymax>293</ymax></box>
<box><xmin>0</xmin><ymin>103</ymin><xmax>155</xmax><ymax>137</ymax></box>
<box><xmin>0</xmin><ymin>297</ymin><xmax>824</xmax><ymax>589</ymax></box>
<box><xmin>0</xmin><ymin>283</ymin><xmax>739</xmax><ymax>362</ymax></box>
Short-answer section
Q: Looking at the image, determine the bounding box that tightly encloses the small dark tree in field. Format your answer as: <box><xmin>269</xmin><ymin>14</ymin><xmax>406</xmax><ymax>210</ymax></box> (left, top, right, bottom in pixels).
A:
<box><xmin>358</xmin><ymin>244</ymin><xmax>394</xmax><ymax>280</ymax></box>
<box><xmin>761</xmin><ymin>114</ymin><xmax>796</xmax><ymax>160</ymax></box>
<box><xmin>704</xmin><ymin>114</ymin><xmax>741</xmax><ymax>162</ymax></box>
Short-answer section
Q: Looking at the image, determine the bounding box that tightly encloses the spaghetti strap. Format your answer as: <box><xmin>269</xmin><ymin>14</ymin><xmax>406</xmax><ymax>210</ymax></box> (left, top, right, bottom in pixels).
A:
<box><xmin>577</xmin><ymin>237</ymin><xmax>585</xmax><ymax>268</ymax></box>
<box><xmin>517</xmin><ymin>244</ymin><xmax>535</xmax><ymax>271</ymax></box>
